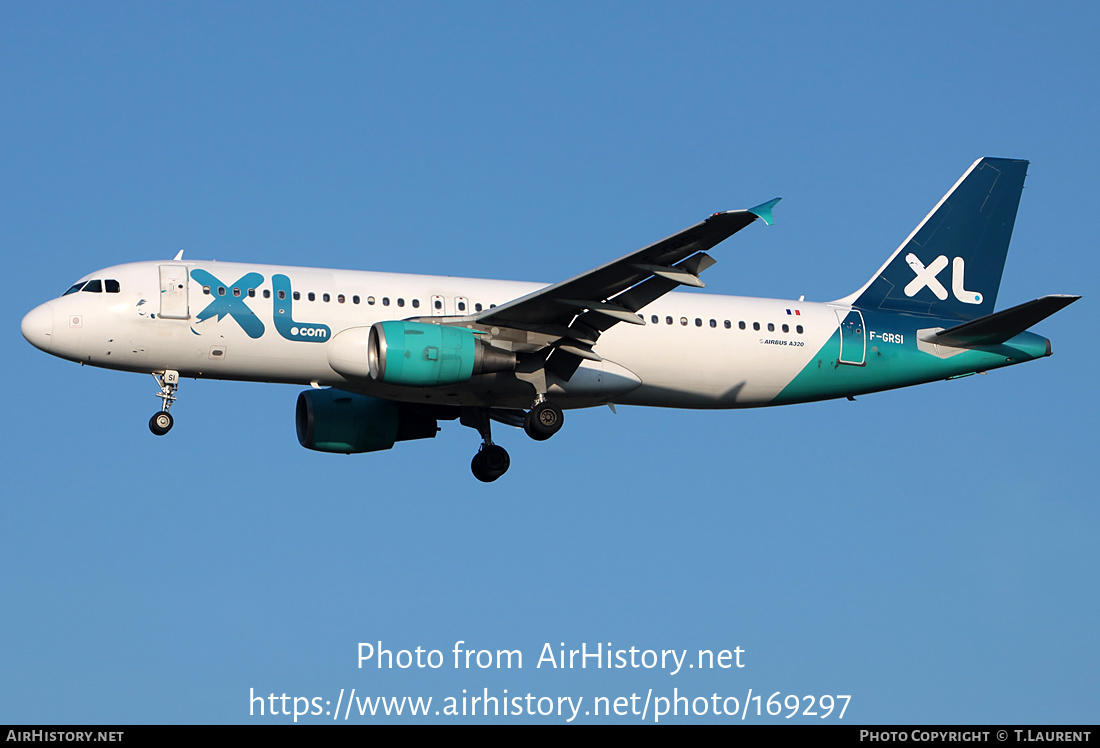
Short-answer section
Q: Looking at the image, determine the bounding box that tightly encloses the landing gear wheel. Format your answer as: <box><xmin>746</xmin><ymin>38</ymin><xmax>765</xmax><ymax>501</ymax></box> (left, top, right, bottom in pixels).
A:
<box><xmin>471</xmin><ymin>444</ymin><xmax>510</xmax><ymax>482</ymax></box>
<box><xmin>150</xmin><ymin>371</ymin><xmax>179</xmax><ymax>436</ymax></box>
<box><xmin>524</xmin><ymin>402</ymin><xmax>564</xmax><ymax>441</ymax></box>
<box><xmin>149</xmin><ymin>411</ymin><xmax>174</xmax><ymax>436</ymax></box>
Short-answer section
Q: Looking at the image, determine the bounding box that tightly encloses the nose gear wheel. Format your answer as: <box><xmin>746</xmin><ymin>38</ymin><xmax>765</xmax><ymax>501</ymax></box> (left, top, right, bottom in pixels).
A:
<box><xmin>149</xmin><ymin>370</ymin><xmax>179</xmax><ymax>436</ymax></box>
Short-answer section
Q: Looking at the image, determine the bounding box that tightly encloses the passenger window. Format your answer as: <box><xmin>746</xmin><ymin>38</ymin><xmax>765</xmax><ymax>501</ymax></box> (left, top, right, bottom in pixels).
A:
<box><xmin>248</xmin><ymin>288</ymin><xmax>256</xmax><ymax>297</ymax></box>
<box><xmin>434</xmin><ymin>299</ymin><xmax>443</xmax><ymax>310</ymax></box>
<box><xmin>680</xmin><ymin>317</ymin><xmax>688</xmax><ymax>326</ymax></box>
<box><xmin>475</xmin><ymin>303</ymin><xmax>482</xmax><ymax>312</ymax></box>
<box><xmin>233</xmin><ymin>287</ymin><xmax>241</xmax><ymax>297</ymax></box>
<box><xmin>739</xmin><ymin>321</ymin><xmax>746</xmax><ymax>330</ymax></box>
<box><xmin>217</xmin><ymin>286</ymin><xmax>226</xmax><ymax>296</ymax></box>
<box><xmin>203</xmin><ymin>286</ymin><xmax>211</xmax><ymax>295</ymax></box>
<box><xmin>651</xmin><ymin>315</ymin><xmax>659</xmax><ymax>324</ymax></box>
<box><xmin>382</xmin><ymin>297</ymin><xmax>390</xmax><ymax>306</ymax></box>
<box><xmin>457</xmin><ymin>301</ymin><xmax>466</xmax><ymax>312</ymax></box>
<box><xmin>352</xmin><ymin>295</ymin><xmax>360</xmax><ymax>304</ymax></box>
<box><xmin>753</xmin><ymin>322</ymin><xmax>760</xmax><ymax>331</ymax></box>
<box><xmin>293</xmin><ymin>291</ymin><xmax>300</xmax><ymax>301</ymax></box>
<box><xmin>308</xmin><ymin>292</ymin><xmax>316</xmax><ymax>301</ymax></box>
<box><xmin>796</xmin><ymin>325</ymin><xmax>804</xmax><ymax>334</ymax></box>
<box><xmin>695</xmin><ymin>318</ymin><xmax>702</xmax><ymax>327</ymax></box>
<box><xmin>782</xmin><ymin>324</ymin><xmax>789</xmax><ymax>333</ymax></box>
<box><xmin>368</xmin><ymin>296</ymin><xmax>376</xmax><ymax>305</ymax></box>
<box><xmin>105</xmin><ymin>280</ymin><xmax>120</xmax><ymax>293</ymax></box>
<box><xmin>263</xmin><ymin>290</ymin><xmax>271</xmax><ymax>298</ymax></box>
<box><xmin>338</xmin><ymin>294</ymin><xmax>345</xmax><ymax>303</ymax></box>
<box><xmin>323</xmin><ymin>293</ymin><xmax>331</xmax><ymax>302</ymax></box>
<box><xmin>724</xmin><ymin>320</ymin><xmax>731</xmax><ymax>329</ymax></box>
<box><xmin>277</xmin><ymin>290</ymin><xmax>286</xmax><ymax>300</ymax></box>
<box><xmin>767</xmin><ymin>323</ymin><xmax>774</xmax><ymax>332</ymax></box>
<box><xmin>413</xmin><ymin>299</ymin><xmax>420</xmax><ymax>308</ymax></box>
<box><xmin>666</xmin><ymin>316</ymin><xmax>673</xmax><ymax>325</ymax></box>
<box><xmin>63</xmin><ymin>282</ymin><xmax>86</xmax><ymax>296</ymax></box>
<box><xmin>397</xmin><ymin>298</ymin><xmax>405</xmax><ymax>307</ymax></box>
<box><xmin>709</xmin><ymin>319</ymin><xmax>716</xmax><ymax>328</ymax></box>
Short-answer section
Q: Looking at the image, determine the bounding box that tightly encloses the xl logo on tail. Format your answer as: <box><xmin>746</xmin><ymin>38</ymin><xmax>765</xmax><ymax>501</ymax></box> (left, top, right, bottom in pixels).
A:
<box><xmin>903</xmin><ymin>254</ymin><xmax>983</xmax><ymax>305</ymax></box>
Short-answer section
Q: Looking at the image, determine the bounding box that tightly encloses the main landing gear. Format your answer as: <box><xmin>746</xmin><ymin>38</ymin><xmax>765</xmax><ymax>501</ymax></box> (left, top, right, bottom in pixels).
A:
<box><xmin>471</xmin><ymin>444</ymin><xmax>510</xmax><ymax>483</ymax></box>
<box><xmin>462</xmin><ymin>399</ymin><xmax>565</xmax><ymax>482</ymax></box>
<box><xmin>523</xmin><ymin>400</ymin><xmax>564</xmax><ymax>441</ymax></box>
<box><xmin>462</xmin><ymin>408</ymin><xmax>510</xmax><ymax>483</ymax></box>
<box><xmin>149</xmin><ymin>370</ymin><xmax>179</xmax><ymax>436</ymax></box>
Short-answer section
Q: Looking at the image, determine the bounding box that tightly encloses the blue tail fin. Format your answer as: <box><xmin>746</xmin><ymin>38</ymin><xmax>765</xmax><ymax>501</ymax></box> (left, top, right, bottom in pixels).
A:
<box><xmin>845</xmin><ymin>157</ymin><xmax>1028</xmax><ymax>320</ymax></box>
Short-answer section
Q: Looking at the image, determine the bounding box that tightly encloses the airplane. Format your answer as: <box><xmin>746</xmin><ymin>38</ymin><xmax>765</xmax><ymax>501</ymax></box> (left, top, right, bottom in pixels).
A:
<box><xmin>21</xmin><ymin>157</ymin><xmax>1079</xmax><ymax>482</ymax></box>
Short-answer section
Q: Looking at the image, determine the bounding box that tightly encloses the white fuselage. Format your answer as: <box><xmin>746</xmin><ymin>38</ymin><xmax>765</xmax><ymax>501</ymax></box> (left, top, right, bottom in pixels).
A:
<box><xmin>24</xmin><ymin>260</ymin><xmax>843</xmax><ymax>410</ymax></box>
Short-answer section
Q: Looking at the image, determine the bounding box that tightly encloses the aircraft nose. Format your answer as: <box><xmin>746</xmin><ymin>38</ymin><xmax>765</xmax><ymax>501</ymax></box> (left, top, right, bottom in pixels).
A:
<box><xmin>21</xmin><ymin>302</ymin><xmax>54</xmax><ymax>352</ymax></box>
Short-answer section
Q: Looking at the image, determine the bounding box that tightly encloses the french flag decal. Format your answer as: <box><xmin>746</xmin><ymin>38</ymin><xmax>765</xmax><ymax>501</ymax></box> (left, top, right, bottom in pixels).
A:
<box><xmin>786</xmin><ymin>308</ymin><xmax>801</xmax><ymax>316</ymax></box>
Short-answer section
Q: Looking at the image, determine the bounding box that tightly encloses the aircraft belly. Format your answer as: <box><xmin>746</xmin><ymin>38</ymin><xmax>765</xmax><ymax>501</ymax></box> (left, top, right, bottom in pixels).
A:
<box><xmin>331</xmin><ymin>374</ymin><xmax>534</xmax><ymax>409</ymax></box>
<box><xmin>325</xmin><ymin>360</ymin><xmax>643</xmax><ymax>410</ymax></box>
<box><xmin>545</xmin><ymin>359</ymin><xmax>642</xmax><ymax>405</ymax></box>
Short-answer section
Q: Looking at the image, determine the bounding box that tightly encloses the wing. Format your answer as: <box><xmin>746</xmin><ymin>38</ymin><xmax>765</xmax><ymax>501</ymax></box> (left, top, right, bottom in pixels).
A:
<box><xmin>473</xmin><ymin>200</ymin><xmax>779</xmax><ymax>379</ymax></box>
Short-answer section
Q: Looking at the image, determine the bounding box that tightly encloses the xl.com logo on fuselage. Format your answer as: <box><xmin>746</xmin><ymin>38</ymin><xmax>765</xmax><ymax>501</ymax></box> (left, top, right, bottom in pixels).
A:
<box><xmin>288</xmin><ymin>325</ymin><xmax>329</xmax><ymax>339</ymax></box>
<box><xmin>189</xmin><ymin>269</ymin><xmax>332</xmax><ymax>343</ymax></box>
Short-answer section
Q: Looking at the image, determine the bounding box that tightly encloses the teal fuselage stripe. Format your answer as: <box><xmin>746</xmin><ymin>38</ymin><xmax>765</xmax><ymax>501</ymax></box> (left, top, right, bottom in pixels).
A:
<box><xmin>770</xmin><ymin>310</ymin><xmax>1050</xmax><ymax>405</ymax></box>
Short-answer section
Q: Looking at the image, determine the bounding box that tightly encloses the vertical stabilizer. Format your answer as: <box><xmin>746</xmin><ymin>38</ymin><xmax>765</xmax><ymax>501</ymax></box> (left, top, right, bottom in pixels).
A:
<box><xmin>842</xmin><ymin>157</ymin><xmax>1028</xmax><ymax>320</ymax></box>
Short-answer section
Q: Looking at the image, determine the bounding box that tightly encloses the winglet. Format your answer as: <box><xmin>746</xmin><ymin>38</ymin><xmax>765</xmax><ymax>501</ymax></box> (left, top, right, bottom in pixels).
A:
<box><xmin>748</xmin><ymin>198</ymin><xmax>781</xmax><ymax>226</ymax></box>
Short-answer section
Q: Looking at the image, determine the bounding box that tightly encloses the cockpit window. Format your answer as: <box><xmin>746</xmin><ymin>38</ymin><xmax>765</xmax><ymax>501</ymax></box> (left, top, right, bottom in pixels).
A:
<box><xmin>105</xmin><ymin>279</ymin><xmax>120</xmax><ymax>293</ymax></box>
<box><xmin>82</xmin><ymin>280</ymin><xmax>103</xmax><ymax>293</ymax></box>
<box><xmin>63</xmin><ymin>282</ymin><xmax>86</xmax><ymax>296</ymax></box>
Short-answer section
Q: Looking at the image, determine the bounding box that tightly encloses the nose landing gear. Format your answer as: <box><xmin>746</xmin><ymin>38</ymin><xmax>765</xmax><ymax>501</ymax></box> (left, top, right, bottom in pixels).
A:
<box><xmin>149</xmin><ymin>370</ymin><xmax>179</xmax><ymax>436</ymax></box>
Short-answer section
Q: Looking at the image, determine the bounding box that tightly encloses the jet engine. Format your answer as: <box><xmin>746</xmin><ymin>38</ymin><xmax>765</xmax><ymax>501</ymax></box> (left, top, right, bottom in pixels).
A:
<box><xmin>366</xmin><ymin>320</ymin><xmax>516</xmax><ymax>386</ymax></box>
<box><xmin>295</xmin><ymin>388</ymin><xmax>437</xmax><ymax>454</ymax></box>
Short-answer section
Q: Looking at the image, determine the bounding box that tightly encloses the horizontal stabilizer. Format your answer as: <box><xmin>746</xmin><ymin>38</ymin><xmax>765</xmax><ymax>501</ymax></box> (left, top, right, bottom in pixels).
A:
<box><xmin>928</xmin><ymin>294</ymin><xmax>1080</xmax><ymax>347</ymax></box>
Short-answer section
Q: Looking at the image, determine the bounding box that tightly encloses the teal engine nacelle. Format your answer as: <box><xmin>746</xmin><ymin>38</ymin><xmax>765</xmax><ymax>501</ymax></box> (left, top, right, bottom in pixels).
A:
<box><xmin>366</xmin><ymin>321</ymin><xmax>516</xmax><ymax>386</ymax></box>
<box><xmin>295</xmin><ymin>388</ymin><xmax>438</xmax><ymax>454</ymax></box>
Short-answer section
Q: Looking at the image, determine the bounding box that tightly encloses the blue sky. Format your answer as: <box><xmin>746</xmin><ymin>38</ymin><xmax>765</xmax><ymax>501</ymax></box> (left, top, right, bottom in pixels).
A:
<box><xmin>2</xmin><ymin>1</ymin><xmax>1097</xmax><ymax>724</ymax></box>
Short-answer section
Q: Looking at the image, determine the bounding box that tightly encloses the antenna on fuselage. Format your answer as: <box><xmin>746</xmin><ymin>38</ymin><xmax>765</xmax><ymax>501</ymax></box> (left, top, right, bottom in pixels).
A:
<box><xmin>173</xmin><ymin>249</ymin><xmax>184</xmax><ymax>261</ymax></box>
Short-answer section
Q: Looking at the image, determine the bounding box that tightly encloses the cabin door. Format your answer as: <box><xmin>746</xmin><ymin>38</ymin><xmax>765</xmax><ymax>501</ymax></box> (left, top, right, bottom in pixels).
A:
<box><xmin>158</xmin><ymin>265</ymin><xmax>190</xmax><ymax>320</ymax></box>
<box><xmin>835</xmin><ymin>309</ymin><xmax>866</xmax><ymax>366</ymax></box>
